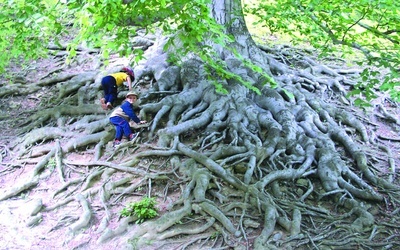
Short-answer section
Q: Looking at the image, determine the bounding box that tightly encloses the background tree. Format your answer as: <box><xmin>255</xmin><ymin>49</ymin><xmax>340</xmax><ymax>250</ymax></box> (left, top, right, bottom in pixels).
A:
<box><xmin>245</xmin><ymin>0</ymin><xmax>400</xmax><ymax>104</ymax></box>
<box><xmin>0</xmin><ymin>0</ymin><xmax>399</xmax><ymax>249</ymax></box>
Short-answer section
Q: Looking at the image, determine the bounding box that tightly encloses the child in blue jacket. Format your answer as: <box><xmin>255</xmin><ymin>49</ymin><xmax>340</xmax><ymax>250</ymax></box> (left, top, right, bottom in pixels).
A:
<box><xmin>109</xmin><ymin>92</ymin><xmax>147</xmax><ymax>146</ymax></box>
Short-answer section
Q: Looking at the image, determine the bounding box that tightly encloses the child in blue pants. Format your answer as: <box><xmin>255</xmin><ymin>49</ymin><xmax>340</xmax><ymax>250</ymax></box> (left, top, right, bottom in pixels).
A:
<box><xmin>100</xmin><ymin>67</ymin><xmax>134</xmax><ymax>110</ymax></box>
<box><xmin>109</xmin><ymin>92</ymin><xmax>147</xmax><ymax>146</ymax></box>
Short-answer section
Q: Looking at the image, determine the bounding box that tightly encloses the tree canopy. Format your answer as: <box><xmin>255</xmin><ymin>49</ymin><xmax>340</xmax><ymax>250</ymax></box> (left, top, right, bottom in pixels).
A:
<box><xmin>245</xmin><ymin>0</ymin><xmax>400</xmax><ymax>104</ymax></box>
<box><xmin>1</xmin><ymin>0</ymin><xmax>399</xmax><ymax>102</ymax></box>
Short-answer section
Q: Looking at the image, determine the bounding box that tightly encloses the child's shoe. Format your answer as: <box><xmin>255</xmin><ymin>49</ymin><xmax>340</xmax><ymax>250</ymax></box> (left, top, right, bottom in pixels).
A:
<box><xmin>129</xmin><ymin>133</ymin><xmax>138</xmax><ymax>141</ymax></box>
<box><xmin>113</xmin><ymin>139</ymin><xmax>121</xmax><ymax>147</ymax></box>
<box><xmin>100</xmin><ymin>98</ymin><xmax>107</xmax><ymax>110</ymax></box>
<box><xmin>106</xmin><ymin>102</ymin><xmax>113</xmax><ymax>110</ymax></box>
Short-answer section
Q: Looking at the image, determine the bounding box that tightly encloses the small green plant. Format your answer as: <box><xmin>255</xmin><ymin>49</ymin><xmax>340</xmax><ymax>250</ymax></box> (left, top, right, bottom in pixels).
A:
<box><xmin>211</xmin><ymin>231</ymin><xmax>221</xmax><ymax>239</ymax></box>
<box><xmin>120</xmin><ymin>197</ymin><xmax>158</xmax><ymax>224</ymax></box>
<box><xmin>46</xmin><ymin>158</ymin><xmax>56</xmax><ymax>170</ymax></box>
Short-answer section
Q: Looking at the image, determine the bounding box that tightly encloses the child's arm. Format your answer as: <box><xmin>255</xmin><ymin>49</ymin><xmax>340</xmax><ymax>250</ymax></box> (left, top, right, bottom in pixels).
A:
<box><xmin>121</xmin><ymin>102</ymin><xmax>140</xmax><ymax>123</ymax></box>
<box><xmin>127</xmin><ymin>75</ymin><xmax>132</xmax><ymax>91</ymax></box>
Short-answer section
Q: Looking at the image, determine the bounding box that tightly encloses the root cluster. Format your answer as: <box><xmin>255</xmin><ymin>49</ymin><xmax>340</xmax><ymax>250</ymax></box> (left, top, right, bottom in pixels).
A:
<box><xmin>0</xmin><ymin>34</ymin><xmax>399</xmax><ymax>250</ymax></box>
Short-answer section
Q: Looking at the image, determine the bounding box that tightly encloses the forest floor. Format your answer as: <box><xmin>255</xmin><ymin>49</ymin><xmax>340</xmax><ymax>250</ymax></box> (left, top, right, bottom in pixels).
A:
<box><xmin>0</xmin><ymin>57</ymin><xmax>124</xmax><ymax>250</ymax></box>
<box><xmin>0</xmin><ymin>53</ymin><xmax>399</xmax><ymax>250</ymax></box>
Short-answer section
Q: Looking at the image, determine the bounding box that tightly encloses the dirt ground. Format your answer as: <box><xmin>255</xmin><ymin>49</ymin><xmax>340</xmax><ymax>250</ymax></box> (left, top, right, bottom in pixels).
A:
<box><xmin>0</xmin><ymin>52</ymin><xmax>194</xmax><ymax>249</ymax></box>
<box><xmin>0</xmin><ymin>143</ymin><xmax>180</xmax><ymax>250</ymax></box>
<box><xmin>0</xmin><ymin>54</ymin><xmax>399</xmax><ymax>250</ymax></box>
<box><xmin>0</xmin><ymin>161</ymin><xmax>179</xmax><ymax>250</ymax></box>
<box><xmin>0</xmin><ymin>56</ymin><xmax>135</xmax><ymax>250</ymax></box>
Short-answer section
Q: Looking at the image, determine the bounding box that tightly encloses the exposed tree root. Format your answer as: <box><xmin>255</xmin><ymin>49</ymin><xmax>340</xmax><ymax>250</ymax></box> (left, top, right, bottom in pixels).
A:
<box><xmin>68</xmin><ymin>194</ymin><xmax>92</xmax><ymax>233</ymax></box>
<box><xmin>0</xmin><ymin>176</ymin><xmax>40</xmax><ymax>201</ymax></box>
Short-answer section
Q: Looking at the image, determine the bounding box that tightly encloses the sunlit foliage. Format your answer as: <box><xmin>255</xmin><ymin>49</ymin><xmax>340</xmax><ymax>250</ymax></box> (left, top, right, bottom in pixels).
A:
<box><xmin>1</xmin><ymin>0</ymin><xmax>399</xmax><ymax>100</ymax></box>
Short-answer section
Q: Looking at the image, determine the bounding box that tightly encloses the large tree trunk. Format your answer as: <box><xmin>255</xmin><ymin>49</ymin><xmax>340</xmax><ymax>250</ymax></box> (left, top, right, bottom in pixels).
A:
<box><xmin>1</xmin><ymin>0</ymin><xmax>399</xmax><ymax>249</ymax></box>
<box><xmin>121</xmin><ymin>1</ymin><xmax>398</xmax><ymax>248</ymax></box>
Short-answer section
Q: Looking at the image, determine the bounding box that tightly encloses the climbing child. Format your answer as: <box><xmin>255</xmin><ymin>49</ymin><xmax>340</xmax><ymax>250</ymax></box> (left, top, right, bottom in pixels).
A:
<box><xmin>109</xmin><ymin>91</ymin><xmax>147</xmax><ymax>147</ymax></box>
<box><xmin>100</xmin><ymin>67</ymin><xmax>134</xmax><ymax>110</ymax></box>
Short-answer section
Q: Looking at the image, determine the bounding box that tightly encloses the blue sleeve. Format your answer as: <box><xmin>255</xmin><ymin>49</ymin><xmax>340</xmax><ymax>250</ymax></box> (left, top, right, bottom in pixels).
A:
<box><xmin>121</xmin><ymin>101</ymin><xmax>141</xmax><ymax>123</ymax></box>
